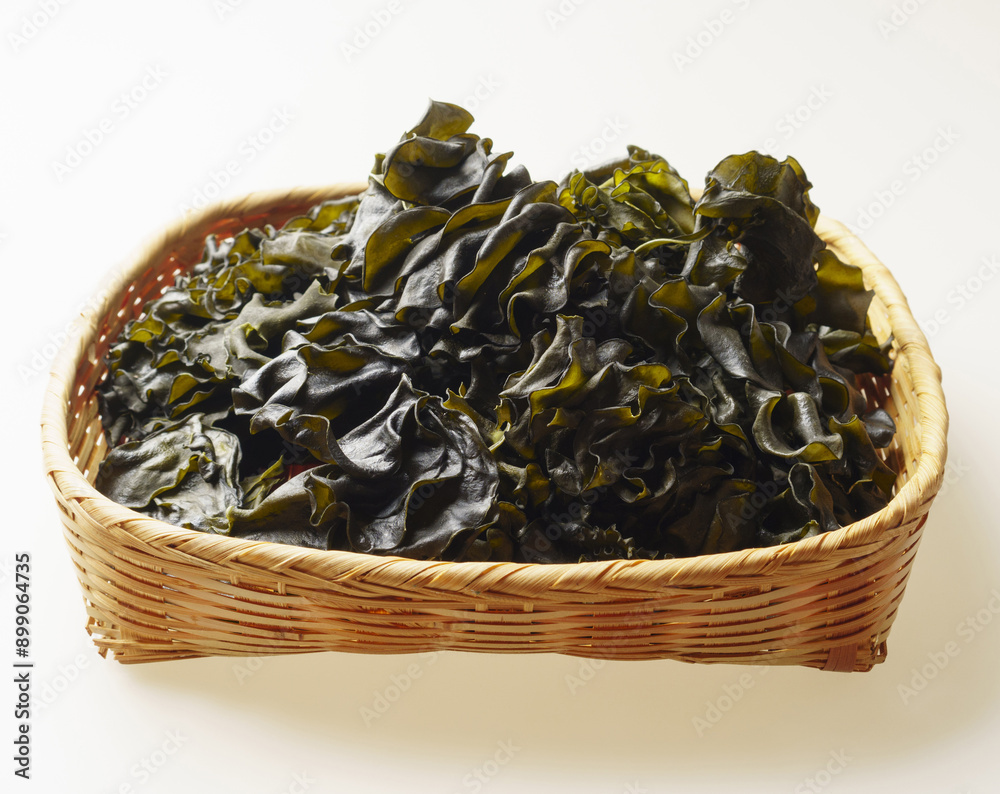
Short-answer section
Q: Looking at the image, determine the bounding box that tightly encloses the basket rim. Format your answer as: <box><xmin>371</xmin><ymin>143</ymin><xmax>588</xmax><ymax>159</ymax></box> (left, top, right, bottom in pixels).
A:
<box><xmin>40</xmin><ymin>181</ymin><xmax>949</xmax><ymax>591</ymax></box>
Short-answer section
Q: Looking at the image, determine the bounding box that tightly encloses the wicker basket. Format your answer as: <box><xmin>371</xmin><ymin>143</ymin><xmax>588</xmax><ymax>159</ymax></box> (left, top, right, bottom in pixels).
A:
<box><xmin>41</xmin><ymin>182</ymin><xmax>948</xmax><ymax>671</ymax></box>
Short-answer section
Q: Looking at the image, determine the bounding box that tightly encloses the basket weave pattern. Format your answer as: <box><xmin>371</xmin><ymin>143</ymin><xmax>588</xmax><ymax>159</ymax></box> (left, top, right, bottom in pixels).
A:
<box><xmin>41</xmin><ymin>184</ymin><xmax>948</xmax><ymax>670</ymax></box>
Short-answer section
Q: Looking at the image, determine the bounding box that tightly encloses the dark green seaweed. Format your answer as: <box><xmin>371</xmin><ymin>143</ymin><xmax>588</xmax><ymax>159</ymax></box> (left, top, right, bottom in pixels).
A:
<box><xmin>96</xmin><ymin>101</ymin><xmax>896</xmax><ymax>563</ymax></box>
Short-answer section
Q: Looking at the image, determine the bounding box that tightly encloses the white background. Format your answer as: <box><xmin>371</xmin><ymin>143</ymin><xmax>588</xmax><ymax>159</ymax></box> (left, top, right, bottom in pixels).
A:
<box><xmin>2</xmin><ymin>1</ymin><xmax>999</xmax><ymax>792</ymax></box>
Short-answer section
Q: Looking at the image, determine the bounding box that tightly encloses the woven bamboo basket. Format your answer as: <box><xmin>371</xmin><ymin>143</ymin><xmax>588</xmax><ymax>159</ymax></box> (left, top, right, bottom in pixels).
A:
<box><xmin>41</xmin><ymin>181</ymin><xmax>948</xmax><ymax>671</ymax></box>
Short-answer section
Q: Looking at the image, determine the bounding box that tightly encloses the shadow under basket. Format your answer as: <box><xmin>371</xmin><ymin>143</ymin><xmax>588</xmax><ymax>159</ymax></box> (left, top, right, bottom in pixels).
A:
<box><xmin>41</xmin><ymin>183</ymin><xmax>948</xmax><ymax>671</ymax></box>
